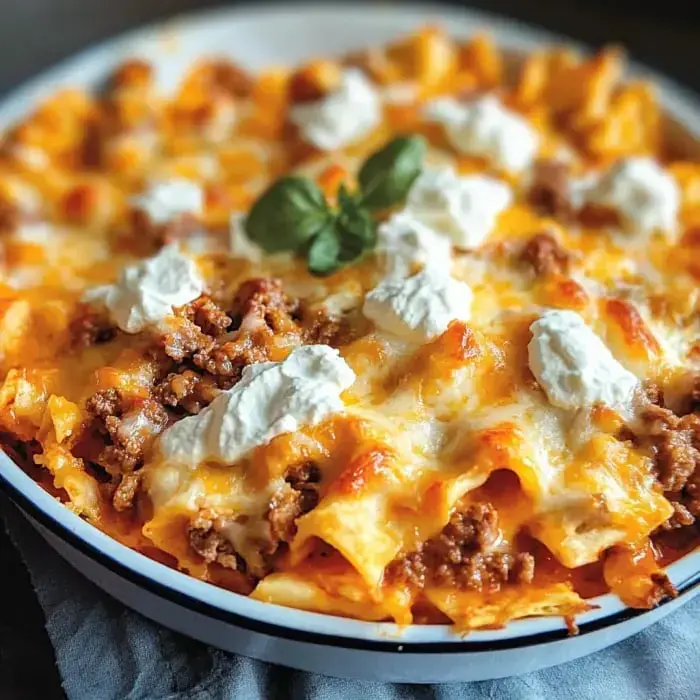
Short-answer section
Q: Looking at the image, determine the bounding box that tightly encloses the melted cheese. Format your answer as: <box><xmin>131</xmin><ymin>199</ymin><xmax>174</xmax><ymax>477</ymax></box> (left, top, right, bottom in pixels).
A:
<box><xmin>0</xmin><ymin>29</ymin><xmax>696</xmax><ymax>630</ymax></box>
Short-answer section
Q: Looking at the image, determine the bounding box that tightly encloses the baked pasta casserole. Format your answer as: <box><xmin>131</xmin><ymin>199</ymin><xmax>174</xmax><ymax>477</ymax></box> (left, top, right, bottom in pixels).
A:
<box><xmin>2</xmin><ymin>27</ymin><xmax>700</xmax><ymax>630</ymax></box>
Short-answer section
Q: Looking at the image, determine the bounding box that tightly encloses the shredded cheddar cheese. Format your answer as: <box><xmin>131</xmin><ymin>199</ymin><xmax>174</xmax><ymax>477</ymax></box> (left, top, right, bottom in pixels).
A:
<box><xmin>0</xmin><ymin>27</ymin><xmax>698</xmax><ymax>631</ymax></box>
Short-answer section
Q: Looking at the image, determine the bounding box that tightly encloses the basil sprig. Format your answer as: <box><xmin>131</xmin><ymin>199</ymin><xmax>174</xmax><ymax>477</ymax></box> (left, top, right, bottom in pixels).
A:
<box><xmin>358</xmin><ymin>135</ymin><xmax>426</xmax><ymax>211</ymax></box>
<box><xmin>245</xmin><ymin>135</ymin><xmax>425</xmax><ymax>276</ymax></box>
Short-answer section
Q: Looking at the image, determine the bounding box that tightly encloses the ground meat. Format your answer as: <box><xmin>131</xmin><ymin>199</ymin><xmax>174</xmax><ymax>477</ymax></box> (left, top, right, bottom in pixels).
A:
<box><xmin>436</xmin><ymin>551</ymin><xmax>536</xmax><ymax>590</ymax></box>
<box><xmin>519</xmin><ymin>232</ymin><xmax>572</xmax><ymax>276</ymax></box>
<box><xmin>655</xmin><ymin>428</ymin><xmax>700</xmax><ymax>492</ymax></box>
<box><xmin>68</xmin><ymin>302</ymin><xmax>118</xmax><ymax>348</ymax></box>
<box><xmin>130</xmin><ymin>208</ymin><xmax>201</xmax><ymax>250</ymax></box>
<box><xmin>160</xmin><ymin>318</ymin><xmax>215</xmax><ymax>363</ymax></box>
<box><xmin>111</xmin><ymin>471</ymin><xmax>142</xmax><ymax>512</ymax></box>
<box><xmin>180</xmin><ymin>295</ymin><xmax>232</xmax><ymax>337</ymax></box>
<box><xmin>154</xmin><ymin>369</ymin><xmax>221</xmax><ymax>414</ymax></box>
<box><xmin>85</xmin><ymin>388</ymin><xmax>122</xmax><ymax>422</ymax></box>
<box><xmin>385</xmin><ymin>503</ymin><xmax>535</xmax><ymax>591</ymax></box>
<box><xmin>632</xmin><ymin>404</ymin><xmax>700</xmax><ymax>530</ymax></box>
<box><xmin>188</xmin><ymin>510</ymin><xmax>246</xmax><ymax>572</ymax></box>
<box><xmin>658</xmin><ymin>501</ymin><xmax>695</xmax><ymax>530</ymax></box>
<box><xmin>300</xmin><ymin>307</ymin><xmax>346</xmax><ymax>346</ymax></box>
<box><xmin>528</xmin><ymin>159</ymin><xmax>574</xmax><ymax>221</ymax></box>
<box><xmin>230</xmin><ymin>278</ymin><xmax>300</xmax><ymax>333</ymax></box>
<box><xmin>193</xmin><ymin>335</ymin><xmax>270</xmax><ymax>387</ymax></box>
<box><xmin>86</xmin><ymin>389</ymin><xmax>168</xmax><ymax>474</ymax></box>
<box><xmin>267</xmin><ymin>462</ymin><xmax>322</xmax><ymax>543</ymax></box>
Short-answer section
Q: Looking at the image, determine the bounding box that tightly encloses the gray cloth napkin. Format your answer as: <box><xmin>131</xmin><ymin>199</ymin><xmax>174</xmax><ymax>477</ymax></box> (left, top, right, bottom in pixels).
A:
<box><xmin>2</xmin><ymin>500</ymin><xmax>699</xmax><ymax>700</ymax></box>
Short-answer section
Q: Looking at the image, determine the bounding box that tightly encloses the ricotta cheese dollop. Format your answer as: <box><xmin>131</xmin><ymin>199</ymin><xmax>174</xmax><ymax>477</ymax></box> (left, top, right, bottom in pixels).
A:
<box><xmin>405</xmin><ymin>168</ymin><xmax>512</xmax><ymax>249</ymax></box>
<box><xmin>289</xmin><ymin>69</ymin><xmax>381</xmax><ymax>151</ymax></box>
<box><xmin>528</xmin><ymin>309</ymin><xmax>639</xmax><ymax>411</ymax></box>
<box><xmin>131</xmin><ymin>179</ymin><xmax>204</xmax><ymax>225</ymax></box>
<box><xmin>84</xmin><ymin>245</ymin><xmax>205</xmax><ymax>333</ymax></box>
<box><xmin>363</xmin><ymin>269</ymin><xmax>474</xmax><ymax>342</ymax></box>
<box><xmin>158</xmin><ymin>345</ymin><xmax>356</xmax><ymax>466</ymax></box>
<box><xmin>376</xmin><ymin>212</ymin><xmax>453</xmax><ymax>278</ymax></box>
<box><xmin>424</xmin><ymin>95</ymin><xmax>539</xmax><ymax>172</ymax></box>
<box><xmin>583</xmin><ymin>157</ymin><xmax>680</xmax><ymax>236</ymax></box>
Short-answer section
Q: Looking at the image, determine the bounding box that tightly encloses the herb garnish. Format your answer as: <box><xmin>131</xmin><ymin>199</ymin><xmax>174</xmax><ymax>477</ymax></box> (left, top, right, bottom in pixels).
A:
<box><xmin>245</xmin><ymin>135</ymin><xmax>426</xmax><ymax>276</ymax></box>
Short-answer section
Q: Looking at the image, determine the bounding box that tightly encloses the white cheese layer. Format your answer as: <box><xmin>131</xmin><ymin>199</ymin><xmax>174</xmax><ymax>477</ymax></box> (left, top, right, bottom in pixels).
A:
<box><xmin>424</xmin><ymin>95</ymin><xmax>539</xmax><ymax>172</ymax></box>
<box><xmin>528</xmin><ymin>309</ymin><xmax>639</xmax><ymax>411</ymax></box>
<box><xmin>131</xmin><ymin>179</ymin><xmax>204</xmax><ymax>225</ymax></box>
<box><xmin>376</xmin><ymin>212</ymin><xmax>453</xmax><ymax>278</ymax></box>
<box><xmin>157</xmin><ymin>345</ymin><xmax>356</xmax><ymax>466</ymax></box>
<box><xmin>363</xmin><ymin>269</ymin><xmax>473</xmax><ymax>342</ymax></box>
<box><xmin>289</xmin><ymin>69</ymin><xmax>381</xmax><ymax>151</ymax></box>
<box><xmin>405</xmin><ymin>168</ymin><xmax>512</xmax><ymax>249</ymax></box>
<box><xmin>583</xmin><ymin>157</ymin><xmax>680</xmax><ymax>236</ymax></box>
<box><xmin>84</xmin><ymin>245</ymin><xmax>204</xmax><ymax>333</ymax></box>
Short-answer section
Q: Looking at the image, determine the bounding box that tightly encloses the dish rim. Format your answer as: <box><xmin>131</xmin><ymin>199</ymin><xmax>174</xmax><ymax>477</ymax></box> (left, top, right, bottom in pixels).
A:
<box><xmin>1</xmin><ymin>0</ymin><xmax>700</xmax><ymax>651</ymax></box>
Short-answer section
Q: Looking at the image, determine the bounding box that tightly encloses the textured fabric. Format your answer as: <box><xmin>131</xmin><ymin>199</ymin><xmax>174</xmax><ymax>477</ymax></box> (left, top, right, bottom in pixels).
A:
<box><xmin>2</xmin><ymin>501</ymin><xmax>698</xmax><ymax>700</ymax></box>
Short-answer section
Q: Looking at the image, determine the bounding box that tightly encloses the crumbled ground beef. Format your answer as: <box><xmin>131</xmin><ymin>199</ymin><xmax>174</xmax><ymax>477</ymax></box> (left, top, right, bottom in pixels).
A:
<box><xmin>160</xmin><ymin>317</ymin><xmax>215</xmax><ymax>363</ymax></box>
<box><xmin>300</xmin><ymin>306</ymin><xmax>346</xmax><ymax>346</ymax></box>
<box><xmin>188</xmin><ymin>509</ymin><xmax>247</xmax><ymax>572</ymax></box>
<box><xmin>658</xmin><ymin>501</ymin><xmax>695</xmax><ymax>531</ymax></box>
<box><xmin>632</xmin><ymin>399</ymin><xmax>700</xmax><ymax>530</ymax></box>
<box><xmin>655</xmin><ymin>425</ymin><xmax>700</xmax><ymax>492</ymax></box>
<box><xmin>385</xmin><ymin>503</ymin><xmax>535</xmax><ymax>591</ymax></box>
<box><xmin>111</xmin><ymin>471</ymin><xmax>142</xmax><ymax>512</ymax></box>
<box><xmin>154</xmin><ymin>369</ymin><xmax>221</xmax><ymax>415</ymax></box>
<box><xmin>68</xmin><ymin>302</ymin><xmax>118</xmax><ymax>348</ymax></box>
<box><xmin>180</xmin><ymin>295</ymin><xmax>232</xmax><ymax>337</ymax></box>
<box><xmin>519</xmin><ymin>232</ymin><xmax>572</xmax><ymax>276</ymax></box>
<box><xmin>267</xmin><ymin>462</ymin><xmax>322</xmax><ymax>543</ymax></box>
<box><xmin>187</xmin><ymin>463</ymin><xmax>322</xmax><ymax>580</ymax></box>
<box><xmin>194</xmin><ymin>335</ymin><xmax>270</xmax><ymax>387</ymax></box>
<box><xmin>85</xmin><ymin>389</ymin><xmax>168</xmax><ymax>475</ymax></box>
<box><xmin>129</xmin><ymin>208</ymin><xmax>202</xmax><ymax>250</ymax></box>
<box><xmin>528</xmin><ymin>159</ymin><xmax>574</xmax><ymax>221</ymax></box>
<box><xmin>230</xmin><ymin>278</ymin><xmax>301</xmax><ymax>332</ymax></box>
<box><xmin>85</xmin><ymin>387</ymin><xmax>121</xmax><ymax>422</ymax></box>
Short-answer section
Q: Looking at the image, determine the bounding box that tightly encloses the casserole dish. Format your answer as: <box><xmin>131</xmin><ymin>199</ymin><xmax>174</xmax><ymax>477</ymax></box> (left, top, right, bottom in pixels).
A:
<box><xmin>1</xmin><ymin>2</ymin><xmax>700</xmax><ymax>682</ymax></box>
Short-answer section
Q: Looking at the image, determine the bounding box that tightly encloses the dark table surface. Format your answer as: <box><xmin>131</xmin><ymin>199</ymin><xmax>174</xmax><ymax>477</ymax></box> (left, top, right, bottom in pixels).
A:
<box><xmin>0</xmin><ymin>1</ymin><xmax>699</xmax><ymax>698</ymax></box>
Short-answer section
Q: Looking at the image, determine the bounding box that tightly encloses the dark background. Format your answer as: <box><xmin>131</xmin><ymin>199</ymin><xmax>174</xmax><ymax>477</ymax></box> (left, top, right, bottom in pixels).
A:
<box><xmin>0</xmin><ymin>1</ymin><xmax>699</xmax><ymax>698</ymax></box>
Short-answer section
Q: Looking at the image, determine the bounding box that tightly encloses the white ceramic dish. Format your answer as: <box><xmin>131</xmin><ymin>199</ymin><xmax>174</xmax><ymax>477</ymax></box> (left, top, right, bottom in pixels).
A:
<box><xmin>1</xmin><ymin>2</ymin><xmax>700</xmax><ymax>683</ymax></box>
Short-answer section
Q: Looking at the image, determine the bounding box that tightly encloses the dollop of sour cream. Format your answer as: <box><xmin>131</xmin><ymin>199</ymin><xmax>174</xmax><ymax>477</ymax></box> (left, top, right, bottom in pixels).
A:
<box><xmin>404</xmin><ymin>168</ymin><xmax>513</xmax><ymax>249</ymax></box>
<box><xmin>158</xmin><ymin>345</ymin><xmax>356</xmax><ymax>466</ymax></box>
<box><xmin>131</xmin><ymin>179</ymin><xmax>204</xmax><ymax>225</ymax></box>
<box><xmin>376</xmin><ymin>212</ymin><xmax>453</xmax><ymax>278</ymax></box>
<box><xmin>583</xmin><ymin>157</ymin><xmax>680</xmax><ymax>236</ymax></box>
<box><xmin>289</xmin><ymin>69</ymin><xmax>381</xmax><ymax>151</ymax></box>
<box><xmin>424</xmin><ymin>95</ymin><xmax>539</xmax><ymax>172</ymax></box>
<box><xmin>84</xmin><ymin>245</ymin><xmax>205</xmax><ymax>333</ymax></box>
<box><xmin>363</xmin><ymin>269</ymin><xmax>474</xmax><ymax>342</ymax></box>
<box><xmin>528</xmin><ymin>309</ymin><xmax>639</xmax><ymax>411</ymax></box>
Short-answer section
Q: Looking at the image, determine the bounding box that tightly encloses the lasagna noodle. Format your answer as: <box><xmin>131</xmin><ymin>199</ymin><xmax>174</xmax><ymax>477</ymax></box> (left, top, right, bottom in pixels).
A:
<box><xmin>252</xmin><ymin>570</ymin><xmax>414</xmax><ymax>623</ymax></box>
<box><xmin>425</xmin><ymin>583</ymin><xmax>589</xmax><ymax>630</ymax></box>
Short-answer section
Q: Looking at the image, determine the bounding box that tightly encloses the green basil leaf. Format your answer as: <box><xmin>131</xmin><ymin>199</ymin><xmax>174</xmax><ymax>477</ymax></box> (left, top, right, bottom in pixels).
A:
<box><xmin>336</xmin><ymin>192</ymin><xmax>376</xmax><ymax>262</ymax></box>
<box><xmin>358</xmin><ymin>135</ymin><xmax>427</xmax><ymax>210</ymax></box>
<box><xmin>307</xmin><ymin>224</ymin><xmax>342</xmax><ymax>276</ymax></box>
<box><xmin>245</xmin><ymin>176</ymin><xmax>331</xmax><ymax>253</ymax></box>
